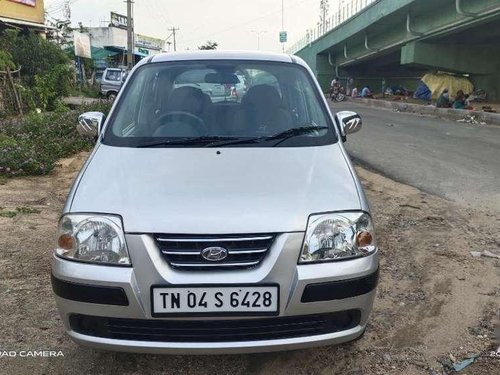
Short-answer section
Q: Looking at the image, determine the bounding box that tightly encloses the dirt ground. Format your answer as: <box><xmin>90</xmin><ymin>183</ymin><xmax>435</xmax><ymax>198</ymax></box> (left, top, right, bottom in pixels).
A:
<box><xmin>0</xmin><ymin>152</ymin><xmax>498</xmax><ymax>375</ymax></box>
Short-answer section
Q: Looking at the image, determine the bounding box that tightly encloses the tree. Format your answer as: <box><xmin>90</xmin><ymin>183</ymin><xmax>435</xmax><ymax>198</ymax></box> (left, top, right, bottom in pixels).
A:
<box><xmin>0</xmin><ymin>30</ymin><xmax>72</xmax><ymax>111</ymax></box>
<box><xmin>0</xmin><ymin>50</ymin><xmax>22</xmax><ymax>115</ymax></box>
<box><xmin>46</xmin><ymin>19</ymin><xmax>73</xmax><ymax>49</ymax></box>
<box><xmin>0</xmin><ymin>50</ymin><xmax>15</xmax><ymax>71</ymax></box>
<box><xmin>0</xmin><ymin>30</ymin><xmax>70</xmax><ymax>86</ymax></box>
<box><xmin>198</xmin><ymin>41</ymin><xmax>218</xmax><ymax>50</ymax></box>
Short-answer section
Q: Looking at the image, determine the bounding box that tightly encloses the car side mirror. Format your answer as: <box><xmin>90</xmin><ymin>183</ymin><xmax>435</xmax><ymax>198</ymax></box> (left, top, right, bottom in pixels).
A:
<box><xmin>335</xmin><ymin>111</ymin><xmax>362</xmax><ymax>141</ymax></box>
<box><xmin>77</xmin><ymin>112</ymin><xmax>105</xmax><ymax>140</ymax></box>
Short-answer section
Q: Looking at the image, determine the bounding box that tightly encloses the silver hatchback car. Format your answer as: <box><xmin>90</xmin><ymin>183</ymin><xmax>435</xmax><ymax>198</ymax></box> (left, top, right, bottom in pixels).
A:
<box><xmin>52</xmin><ymin>51</ymin><xmax>378</xmax><ymax>354</ymax></box>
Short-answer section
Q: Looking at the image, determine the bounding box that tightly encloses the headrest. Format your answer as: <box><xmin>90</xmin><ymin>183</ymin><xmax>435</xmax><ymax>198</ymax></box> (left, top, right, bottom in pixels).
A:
<box><xmin>241</xmin><ymin>84</ymin><xmax>282</xmax><ymax>110</ymax></box>
<box><xmin>167</xmin><ymin>86</ymin><xmax>207</xmax><ymax>115</ymax></box>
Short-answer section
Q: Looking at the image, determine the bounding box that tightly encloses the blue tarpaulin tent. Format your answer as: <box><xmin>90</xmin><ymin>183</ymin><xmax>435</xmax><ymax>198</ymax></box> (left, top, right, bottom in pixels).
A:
<box><xmin>413</xmin><ymin>81</ymin><xmax>432</xmax><ymax>101</ymax></box>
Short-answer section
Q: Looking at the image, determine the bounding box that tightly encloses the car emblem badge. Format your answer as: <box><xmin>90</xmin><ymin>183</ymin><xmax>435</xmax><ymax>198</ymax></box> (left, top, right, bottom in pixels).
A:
<box><xmin>201</xmin><ymin>247</ymin><xmax>228</xmax><ymax>262</ymax></box>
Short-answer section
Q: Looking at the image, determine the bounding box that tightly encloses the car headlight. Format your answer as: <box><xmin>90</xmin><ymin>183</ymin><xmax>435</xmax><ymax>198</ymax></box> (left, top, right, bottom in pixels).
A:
<box><xmin>55</xmin><ymin>214</ymin><xmax>131</xmax><ymax>266</ymax></box>
<box><xmin>300</xmin><ymin>211</ymin><xmax>376</xmax><ymax>263</ymax></box>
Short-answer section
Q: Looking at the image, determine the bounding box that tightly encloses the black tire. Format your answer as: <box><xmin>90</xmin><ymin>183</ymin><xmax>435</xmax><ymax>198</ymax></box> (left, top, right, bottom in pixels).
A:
<box><xmin>107</xmin><ymin>92</ymin><xmax>117</xmax><ymax>102</ymax></box>
<box><xmin>335</xmin><ymin>93</ymin><xmax>346</xmax><ymax>102</ymax></box>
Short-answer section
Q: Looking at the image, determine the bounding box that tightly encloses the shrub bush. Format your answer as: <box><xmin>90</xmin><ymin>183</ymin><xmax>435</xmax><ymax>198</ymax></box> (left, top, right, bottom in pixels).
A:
<box><xmin>32</xmin><ymin>64</ymin><xmax>73</xmax><ymax>110</ymax></box>
<box><xmin>0</xmin><ymin>102</ymin><xmax>112</xmax><ymax>176</ymax></box>
<box><xmin>0</xmin><ymin>30</ymin><xmax>70</xmax><ymax>86</ymax></box>
<box><xmin>0</xmin><ymin>30</ymin><xmax>73</xmax><ymax>111</ymax></box>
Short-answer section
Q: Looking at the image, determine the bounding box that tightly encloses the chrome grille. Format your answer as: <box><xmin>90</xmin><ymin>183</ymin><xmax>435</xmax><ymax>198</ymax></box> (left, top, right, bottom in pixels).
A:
<box><xmin>154</xmin><ymin>234</ymin><xmax>276</xmax><ymax>270</ymax></box>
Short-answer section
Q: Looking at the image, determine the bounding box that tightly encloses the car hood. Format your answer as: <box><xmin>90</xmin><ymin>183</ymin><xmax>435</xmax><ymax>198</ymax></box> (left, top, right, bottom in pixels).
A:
<box><xmin>70</xmin><ymin>144</ymin><xmax>361</xmax><ymax>234</ymax></box>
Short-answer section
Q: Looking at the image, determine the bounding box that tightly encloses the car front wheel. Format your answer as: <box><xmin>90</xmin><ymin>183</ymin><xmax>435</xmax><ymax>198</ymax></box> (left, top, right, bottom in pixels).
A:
<box><xmin>107</xmin><ymin>92</ymin><xmax>117</xmax><ymax>102</ymax></box>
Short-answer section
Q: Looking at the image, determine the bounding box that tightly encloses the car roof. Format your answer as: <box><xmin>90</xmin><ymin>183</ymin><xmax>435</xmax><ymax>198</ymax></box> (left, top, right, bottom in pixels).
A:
<box><xmin>149</xmin><ymin>50</ymin><xmax>295</xmax><ymax>64</ymax></box>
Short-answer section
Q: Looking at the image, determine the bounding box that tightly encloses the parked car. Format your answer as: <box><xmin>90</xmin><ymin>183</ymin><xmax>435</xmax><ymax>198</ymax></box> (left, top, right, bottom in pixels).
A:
<box><xmin>53</xmin><ymin>51</ymin><xmax>378</xmax><ymax>354</ymax></box>
<box><xmin>100</xmin><ymin>68</ymin><xmax>127</xmax><ymax>101</ymax></box>
<box><xmin>228</xmin><ymin>73</ymin><xmax>248</xmax><ymax>101</ymax></box>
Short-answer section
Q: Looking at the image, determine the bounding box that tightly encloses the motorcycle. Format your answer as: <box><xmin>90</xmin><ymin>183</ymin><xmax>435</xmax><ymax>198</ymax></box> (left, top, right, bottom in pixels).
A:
<box><xmin>329</xmin><ymin>85</ymin><xmax>346</xmax><ymax>102</ymax></box>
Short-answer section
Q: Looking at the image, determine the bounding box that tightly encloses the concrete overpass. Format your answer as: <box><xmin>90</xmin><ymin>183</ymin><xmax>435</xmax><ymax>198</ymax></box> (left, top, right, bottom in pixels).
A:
<box><xmin>292</xmin><ymin>0</ymin><xmax>500</xmax><ymax>99</ymax></box>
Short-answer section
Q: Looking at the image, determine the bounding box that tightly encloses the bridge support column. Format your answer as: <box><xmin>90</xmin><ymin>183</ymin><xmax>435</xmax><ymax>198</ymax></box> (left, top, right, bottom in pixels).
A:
<box><xmin>316</xmin><ymin>53</ymin><xmax>335</xmax><ymax>92</ymax></box>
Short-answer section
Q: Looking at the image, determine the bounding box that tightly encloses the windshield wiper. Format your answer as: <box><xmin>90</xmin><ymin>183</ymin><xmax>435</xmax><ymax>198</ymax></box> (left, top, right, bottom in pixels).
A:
<box><xmin>136</xmin><ymin>136</ymin><xmax>239</xmax><ymax>148</ymax></box>
<box><xmin>269</xmin><ymin>126</ymin><xmax>328</xmax><ymax>142</ymax></box>
<box><xmin>205</xmin><ymin>126</ymin><xmax>329</xmax><ymax>148</ymax></box>
<box><xmin>204</xmin><ymin>136</ymin><xmax>265</xmax><ymax>147</ymax></box>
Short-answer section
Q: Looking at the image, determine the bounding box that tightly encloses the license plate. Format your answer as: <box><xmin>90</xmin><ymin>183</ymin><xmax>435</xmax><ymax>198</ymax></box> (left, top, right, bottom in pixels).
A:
<box><xmin>151</xmin><ymin>285</ymin><xmax>279</xmax><ymax>317</ymax></box>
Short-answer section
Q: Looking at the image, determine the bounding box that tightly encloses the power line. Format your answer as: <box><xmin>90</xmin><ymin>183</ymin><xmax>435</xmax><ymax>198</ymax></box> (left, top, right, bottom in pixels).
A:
<box><xmin>46</xmin><ymin>0</ymin><xmax>81</xmax><ymax>19</ymax></box>
<box><xmin>179</xmin><ymin>0</ymin><xmax>315</xmax><ymax>46</ymax></box>
<box><xmin>281</xmin><ymin>0</ymin><xmax>285</xmax><ymax>52</ymax></box>
<box><xmin>151</xmin><ymin>0</ymin><xmax>171</xmax><ymax>25</ymax></box>
<box><xmin>46</xmin><ymin>0</ymin><xmax>79</xmax><ymax>11</ymax></box>
<box><xmin>46</xmin><ymin>0</ymin><xmax>65</xmax><ymax>11</ymax></box>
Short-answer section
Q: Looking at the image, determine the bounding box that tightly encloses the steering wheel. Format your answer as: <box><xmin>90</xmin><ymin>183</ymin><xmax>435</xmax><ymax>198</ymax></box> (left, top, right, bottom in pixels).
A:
<box><xmin>154</xmin><ymin>111</ymin><xmax>207</xmax><ymax>135</ymax></box>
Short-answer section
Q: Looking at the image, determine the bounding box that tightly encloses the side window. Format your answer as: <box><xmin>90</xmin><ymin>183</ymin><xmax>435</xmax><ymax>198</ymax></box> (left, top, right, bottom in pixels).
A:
<box><xmin>112</xmin><ymin>71</ymin><xmax>147</xmax><ymax>136</ymax></box>
<box><xmin>297</xmin><ymin>74</ymin><xmax>326</xmax><ymax>125</ymax></box>
<box><xmin>286</xmin><ymin>79</ymin><xmax>308</xmax><ymax>126</ymax></box>
<box><xmin>106</xmin><ymin>70</ymin><xmax>121</xmax><ymax>81</ymax></box>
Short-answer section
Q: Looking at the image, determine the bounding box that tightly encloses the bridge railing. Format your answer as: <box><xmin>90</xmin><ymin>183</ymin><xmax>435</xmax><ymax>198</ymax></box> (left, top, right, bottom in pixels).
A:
<box><xmin>287</xmin><ymin>0</ymin><xmax>379</xmax><ymax>55</ymax></box>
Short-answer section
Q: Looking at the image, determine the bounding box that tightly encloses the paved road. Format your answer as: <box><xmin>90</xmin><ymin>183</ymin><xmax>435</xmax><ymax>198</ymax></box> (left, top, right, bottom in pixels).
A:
<box><xmin>331</xmin><ymin>101</ymin><xmax>500</xmax><ymax>212</ymax></box>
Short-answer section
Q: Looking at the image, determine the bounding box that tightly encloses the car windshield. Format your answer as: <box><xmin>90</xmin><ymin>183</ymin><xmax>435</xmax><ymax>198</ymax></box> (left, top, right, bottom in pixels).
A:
<box><xmin>102</xmin><ymin>60</ymin><xmax>337</xmax><ymax>147</ymax></box>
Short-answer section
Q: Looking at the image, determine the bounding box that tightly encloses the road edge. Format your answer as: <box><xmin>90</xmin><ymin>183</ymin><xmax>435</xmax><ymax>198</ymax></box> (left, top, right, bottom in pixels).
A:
<box><xmin>337</xmin><ymin>97</ymin><xmax>500</xmax><ymax>126</ymax></box>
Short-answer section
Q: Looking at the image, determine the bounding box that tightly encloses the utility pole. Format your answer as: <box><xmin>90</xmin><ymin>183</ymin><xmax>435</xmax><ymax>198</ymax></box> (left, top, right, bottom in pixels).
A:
<box><xmin>126</xmin><ymin>0</ymin><xmax>134</xmax><ymax>70</ymax></box>
<box><xmin>63</xmin><ymin>0</ymin><xmax>71</xmax><ymax>20</ymax></box>
<box><xmin>168</xmin><ymin>27</ymin><xmax>180</xmax><ymax>51</ymax></box>
<box><xmin>281</xmin><ymin>0</ymin><xmax>285</xmax><ymax>52</ymax></box>
<box><xmin>251</xmin><ymin>30</ymin><xmax>267</xmax><ymax>50</ymax></box>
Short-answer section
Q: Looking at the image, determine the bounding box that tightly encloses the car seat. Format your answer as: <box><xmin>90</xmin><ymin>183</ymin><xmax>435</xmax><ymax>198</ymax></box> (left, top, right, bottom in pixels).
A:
<box><xmin>232</xmin><ymin>84</ymin><xmax>291</xmax><ymax>136</ymax></box>
<box><xmin>154</xmin><ymin>86</ymin><xmax>212</xmax><ymax>137</ymax></box>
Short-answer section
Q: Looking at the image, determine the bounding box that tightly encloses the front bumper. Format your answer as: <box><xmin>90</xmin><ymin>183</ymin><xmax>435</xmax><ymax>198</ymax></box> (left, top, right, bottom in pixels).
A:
<box><xmin>52</xmin><ymin>232</ymin><xmax>378</xmax><ymax>354</ymax></box>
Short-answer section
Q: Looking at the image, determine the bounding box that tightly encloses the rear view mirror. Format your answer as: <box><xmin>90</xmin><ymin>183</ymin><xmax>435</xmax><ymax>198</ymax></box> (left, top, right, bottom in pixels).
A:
<box><xmin>205</xmin><ymin>72</ymin><xmax>240</xmax><ymax>84</ymax></box>
<box><xmin>77</xmin><ymin>112</ymin><xmax>105</xmax><ymax>140</ymax></box>
<box><xmin>335</xmin><ymin>111</ymin><xmax>362</xmax><ymax>140</ymax></box>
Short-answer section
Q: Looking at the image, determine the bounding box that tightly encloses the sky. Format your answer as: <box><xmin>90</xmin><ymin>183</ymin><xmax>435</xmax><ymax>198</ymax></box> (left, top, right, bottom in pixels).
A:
<box><xmin>44</xmin><ymin>0</ymin><xmax>330</xmax><ymax>52</ymax></box>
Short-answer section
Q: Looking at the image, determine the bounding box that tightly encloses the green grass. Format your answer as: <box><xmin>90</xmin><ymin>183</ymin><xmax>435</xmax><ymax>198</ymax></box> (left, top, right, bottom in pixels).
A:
<box><xmin>16</xmin><ymin>206</ymin><xmax>41</xmax><ymax>214</ymax></box>
<box><xmin>0</xmin><ymin>210</ymin><xmax>17</xmax><ymax>218</ymax></box>
<box><xmin>0</xmin><ymin>206</ymin><xmax>42</xmax><ymax>218</ymax></box>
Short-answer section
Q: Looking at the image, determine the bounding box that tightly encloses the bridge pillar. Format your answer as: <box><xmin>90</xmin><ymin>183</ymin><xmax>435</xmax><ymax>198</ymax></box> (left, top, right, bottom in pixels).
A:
<box><xmin>316</xmin><ymin>53</ymin><xmax>335</xmax><ymax>92</ymax></box>
<box><xmin>314</xmin><ymin>53</ymin><xmax>352</xmax><ymax>92</ymax></box>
